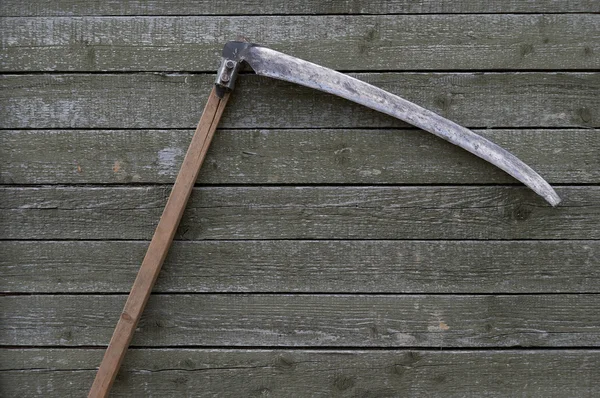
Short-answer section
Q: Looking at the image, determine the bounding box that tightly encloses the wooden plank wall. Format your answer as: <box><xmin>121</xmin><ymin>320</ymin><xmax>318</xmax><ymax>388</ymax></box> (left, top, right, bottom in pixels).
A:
<box><xmin>1</xmin><ymin>1</ymin><xmax>599</xmax><ymax>396</ymax></box>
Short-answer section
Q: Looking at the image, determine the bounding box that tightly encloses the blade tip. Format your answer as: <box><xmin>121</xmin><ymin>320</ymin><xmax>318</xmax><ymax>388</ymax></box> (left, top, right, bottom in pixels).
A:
<box><xmin>546</xmin><ymin>192</ymin><xmax>562</xmax><ymax>207</ymax></box>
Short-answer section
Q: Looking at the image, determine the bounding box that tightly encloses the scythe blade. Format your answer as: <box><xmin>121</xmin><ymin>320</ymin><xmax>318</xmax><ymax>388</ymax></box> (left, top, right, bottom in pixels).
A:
<box><xmin>216</xmin><ymin>41</ymin><xmax>561</xmax><ymax>206</ymax></box>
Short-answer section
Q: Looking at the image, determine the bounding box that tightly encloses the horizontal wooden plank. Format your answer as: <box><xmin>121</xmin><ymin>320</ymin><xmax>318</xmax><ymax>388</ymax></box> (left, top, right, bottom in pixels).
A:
<box><xmin>2</xmin><ymin>15</ymin><xmax>598</xmax><ymax>72</ymax></box>
<box><xmin>1</xmin><ymin>73</ymin><xmax>597</xmax><ymax>129</ymax></box>
<box><xmin>2</xmin><ymin>349</ymin><xmax>599</xmax><ymax>397</ymax></box>
<box><xmin>2</xmin><ymin>129</ymin><xmax>598</xmax><ymax>185</ymax></box>
<box><xmin>2</xmin><ymin>294</ymin><xmax>599</xmax><ymax>347</ymax></box>
<box><xmin>2</xmin><ymin>240</ymin><xmax>598</xmax><ymax>294</ymax></box>
<box><xmin>1</xmin><ymin>0</ymin><xmax>597</xmax><ymax>16</ymax></box>
<box><xmin>1</xmin><ymin>186</ymin><xmax>598</xmax><ymax>240</ymax></box>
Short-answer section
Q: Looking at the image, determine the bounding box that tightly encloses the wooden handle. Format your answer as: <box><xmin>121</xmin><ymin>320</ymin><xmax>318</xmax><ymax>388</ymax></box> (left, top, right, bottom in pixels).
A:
<box><xmin>89</xmin><ymin>88</ymin><xmax>230</xmax><ymax>398</ymax></box>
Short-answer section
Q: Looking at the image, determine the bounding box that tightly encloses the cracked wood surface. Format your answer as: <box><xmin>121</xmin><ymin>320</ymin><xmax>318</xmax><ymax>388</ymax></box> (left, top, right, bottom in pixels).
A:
<box><xmin>2</xmin><ymin>294</ymin><xmax>600</xmax><ymax>347</ymax></box>
<box><xmin>1</xmin><ymin>349</ymin><xmax>599</xmax><ymax>397</ymax></box>
<box><xmin>2</xmin><ymin>240</ymin><xmax>598</xmax><ymax>294</ymax></box>
<box><xmin>2</xmin><ymin>128</ymin><xmax>598</xmax><ymax>185</ymax></box>
<box><xmin>1</xmin><ymin>186</ymin><xmax>599</xmax><ymax>240</ymax></box>
<box><xmin>2</xmin><ymin>0</ymin><xmax>598</xmax><ymax>16</ymax></box>
<box><xmin>1</xmin><ymin>73</ymin><xmax>598</xmax><ymax>129</ymax></box>
<box><xmin>2</xmin><ymin>15</ymin><xmax>598</xmax><ymax>72</ymax></box>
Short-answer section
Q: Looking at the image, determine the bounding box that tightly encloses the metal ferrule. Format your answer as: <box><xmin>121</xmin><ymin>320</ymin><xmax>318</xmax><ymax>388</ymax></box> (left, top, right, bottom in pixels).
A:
<box><xmin>215</xmin><ymin>58</ymin><xmax>241</xmax><ymax>91</ymax></box>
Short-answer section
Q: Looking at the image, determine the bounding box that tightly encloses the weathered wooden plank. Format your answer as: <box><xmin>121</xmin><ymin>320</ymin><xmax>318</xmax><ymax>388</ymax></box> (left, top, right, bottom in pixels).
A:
<box><xmin>2</xmin><ymin>129</ymin><xmax>598</xmax><ymax>185</ymax></box>
<box><xmin>1</xmin><ymin>186</ymin><xmax>598</xmax><ymax>240</ymax></box>
<box><xmin>1</xmin><ymin>73</ymin><xmax>597</xmax><ymax>129</ymax></box>
<box><xmin>2</xmin><ymin>15</ymin><xmax>598</xmax><ymax>72</ymax></box>
<box><xmin>1</xmin><ymin>0</ymin><xmax>597</xmax><ymax>16</ymax></box>
<box><xmin>2</xmin><ymin>349</ymin><xmax>599</xmax><ymax>397</ymax></box>
<box><xmin>2</xmin><ymin>240</ymin><xmax>598</xmax><ymax>294</ymax></box>
<box><xmin>2</xmin><ymin>294</ymin><xmax>599</xmax><ymax>346</ymax></box>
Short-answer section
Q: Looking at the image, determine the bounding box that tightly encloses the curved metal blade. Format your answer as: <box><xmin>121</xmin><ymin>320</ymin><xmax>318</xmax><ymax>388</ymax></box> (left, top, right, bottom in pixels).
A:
<box><xmin>243</xmin><ymin>45</ymin><xmax>561</xmax><ymax>206</ymax></box>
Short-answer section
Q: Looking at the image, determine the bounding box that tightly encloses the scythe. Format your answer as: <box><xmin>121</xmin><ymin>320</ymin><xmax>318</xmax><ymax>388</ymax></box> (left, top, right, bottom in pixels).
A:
<box><xmin>89</xmin><ymin>41</ymin><xmax>560</xmax><ymax>397</ymax></box>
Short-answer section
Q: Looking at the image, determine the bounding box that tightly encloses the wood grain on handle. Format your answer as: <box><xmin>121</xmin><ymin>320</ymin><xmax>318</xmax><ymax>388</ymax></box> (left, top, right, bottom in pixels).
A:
<box><xmin>88</xmin><ymin>88</ymin><xmax>230</xmax><ymax>398</ymax></box>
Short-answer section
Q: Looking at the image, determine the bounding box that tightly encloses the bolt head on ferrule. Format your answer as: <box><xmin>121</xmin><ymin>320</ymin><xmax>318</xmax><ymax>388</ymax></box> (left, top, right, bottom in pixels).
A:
<box><xmin>215</xmin><ymin>58</ymin><xmax>241</xmax><ymax>92</ymax></box>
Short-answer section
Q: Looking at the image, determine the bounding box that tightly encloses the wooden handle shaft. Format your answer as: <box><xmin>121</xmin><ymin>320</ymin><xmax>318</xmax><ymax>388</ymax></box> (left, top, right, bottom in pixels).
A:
<box><xmin>89</xmin><ymin>88</ymin><xmax>230</xmax><ymax>398</ymax></box>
